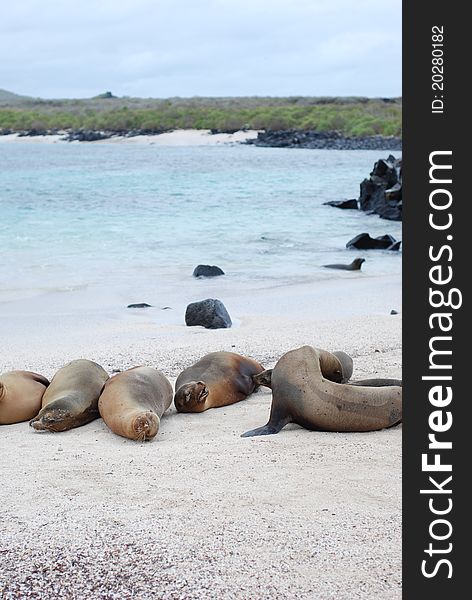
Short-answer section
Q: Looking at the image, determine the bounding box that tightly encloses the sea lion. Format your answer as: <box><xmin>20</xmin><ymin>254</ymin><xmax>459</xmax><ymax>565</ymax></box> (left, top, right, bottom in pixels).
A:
<box><xmin>30</xmin><ymin>359</ymin><xmax>109</xmax><ymax>432</ymax></box>
<box><xmin>98</xmin><ymin>366</ymin><xmax>173</xmax><ymax>441</ymax></box>
<box><xmin>242</xmin><ymin>345</ymin><xmax>402</xmax><ymax>437</ymax></box>
<box><xmin>253</xmin><ymin>349</ymin><xmax>353</xmax><ymax>388</ymax></box>
<box><xmin>323</xmin><ymin>258</ymin><xmax>365</xmax><ymax>271</ymax></box>
<box><xmin>174</xmin><ymin>351</ymin><xmax>264</xmax><ymax>413</ymax></box>
<box><xmin>0</xmin><ymin>370</ymin><xmax>49</xmax><ymax>425</ymax></box>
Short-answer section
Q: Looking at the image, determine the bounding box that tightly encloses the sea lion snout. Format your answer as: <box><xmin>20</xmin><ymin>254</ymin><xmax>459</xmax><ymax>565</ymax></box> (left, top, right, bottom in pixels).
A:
<box><xmin>133</xmin><ymin>412</ymin><xmax>160</xmax><ymax>441</ymax></box>
<box><xmin>174</xmin><ymin>381</ymin><xmax>209</xmax><ymax>412</ymax></box>
<box><xmin>29</xmin><ymin>417</ymin><xmax>46</xmax><ymax>430</ymax></box>
<box><xmin>30</xmin><ymin>407</ymin><xmax>71</xmax><ymax>431</ymax></box>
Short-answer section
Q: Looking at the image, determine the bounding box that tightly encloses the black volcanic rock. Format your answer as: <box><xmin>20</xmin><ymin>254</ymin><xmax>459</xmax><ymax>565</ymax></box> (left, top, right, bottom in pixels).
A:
<box><xmin>245</xmin><ymin>130</ymin><xmax>402</xmax><ymax>151</ymax></box>
<box><xmin>358</xmin><ymin>155</ymin><xmax>402</xmax><ymax>221</ymax></box>
<box><xmin>346</xmin><ymin>233</ymin><xmax>401</xmax><ymax>250</ymax></box>
<box><xmin>127</xmin><ymin>303</ymin><xmax>152</xmax><ymax>308</ymax></box>
<box><xmin>323</xmin><ymin>199</ymin><xmax>358</xmax><ymax>209</ymax></box>
<box><xmin>65</xmin><ymin>130</ymin><xmax>113</xmax><ymax>142</ymax></box>
<box><xmin>185</xmin><ymin>298</ymin><xmax>232</xmax><ymax>329</ymax></box>
<box><xmin>193</xmin><ymin>265</ymin><xmax>225</xmax><ymax>277</ymax></box>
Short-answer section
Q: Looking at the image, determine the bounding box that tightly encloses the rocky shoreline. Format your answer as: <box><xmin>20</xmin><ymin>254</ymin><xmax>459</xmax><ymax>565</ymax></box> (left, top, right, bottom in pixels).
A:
<box><xmin>0</xmin><ymin>127</ymin><xmax>402</xmax><ymax>149</ymax></box>
<box><xmin>245</xmin><ymin>130</ymin><xmax>402</xmax><ymax>150</ymax></box>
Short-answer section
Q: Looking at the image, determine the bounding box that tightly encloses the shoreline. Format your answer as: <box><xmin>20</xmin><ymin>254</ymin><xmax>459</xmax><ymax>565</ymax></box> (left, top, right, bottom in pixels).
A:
<box><xmin>0</xmin><ymin>128</ymin><xmax>402</xmax><ymax>150</ymax></box>
<box><xmin>0</xmin><ymin>129</ymin><xmax>260</xmax><ymax>146</ymax></box>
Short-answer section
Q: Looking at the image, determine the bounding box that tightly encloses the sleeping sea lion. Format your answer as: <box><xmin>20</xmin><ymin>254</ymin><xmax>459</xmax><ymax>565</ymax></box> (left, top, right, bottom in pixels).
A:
<box><xmin>98</xmin><ymin>366</ymin><xmax>173</xmax><ymax>441</ymax></box>
<box><xmin>0</xmin><ymin>370</ymin><xmax>49</xmax><ymax>425</ymax></box>
<box><xmin>242</xmin><ymin>345</ymin><xmax>401</xmax><ymax>437</ymax></box>
<box><xmin>174</xmin><ymin>351</ymin><xmax>264</xmax><ymax>413</ymax></box>
<box><xmin>30</xmin><ymin>359</ymin><xmax>109</xmax><ymax>432</ymax></box>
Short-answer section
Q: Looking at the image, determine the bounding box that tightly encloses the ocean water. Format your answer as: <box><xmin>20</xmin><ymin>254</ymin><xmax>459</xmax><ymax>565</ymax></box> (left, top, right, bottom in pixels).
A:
<box><xmin>0</xmin><ymin>142</ymin><xmax>402</xmax><ymax>309</ymax></box>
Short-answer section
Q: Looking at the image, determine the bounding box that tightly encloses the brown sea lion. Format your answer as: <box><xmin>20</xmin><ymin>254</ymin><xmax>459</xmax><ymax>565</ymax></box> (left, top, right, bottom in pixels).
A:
<box><xmin>0</xmin><ymin>371</ymin><xmax>49</xmax><ymax>425</ymax></box>
<box><xmin>98</xmin><ymin>366</ymin><xmax>173</xmax><ymax>441</ymax></box>
<box><xmin>242</xmin><ymin>345</ymin><xmax>402</xmax><ymax>437</ymax></box>
<box><xmin>253</xmin><ymin>349</ymin><xmax>353</xmax><ymax>388</ymax></box>
<box><xmin>174</xmin><ymin>351</ymin><xmax>264</xmax><ymax>413</ymax></box>
<box><xmin>30</xmin><ymin>359</ymin><xmax>109</xmax><ymax>432</ymax></box>
<box><xmin>323</xmin><ymin>258</ymin><xmax>365</xmax><ymax>270</ymax></box>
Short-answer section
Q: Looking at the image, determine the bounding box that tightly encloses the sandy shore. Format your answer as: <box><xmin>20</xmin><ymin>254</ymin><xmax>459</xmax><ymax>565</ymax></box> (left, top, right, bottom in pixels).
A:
<box><xmin>0</xmin><ymin>276</ymin><xmax>401</xmax><ymax>599</ymax></box>
<box><xmin>0</xmin><ymin>129</ymin><xmax>260</xmax><ymax>146</ymax></box>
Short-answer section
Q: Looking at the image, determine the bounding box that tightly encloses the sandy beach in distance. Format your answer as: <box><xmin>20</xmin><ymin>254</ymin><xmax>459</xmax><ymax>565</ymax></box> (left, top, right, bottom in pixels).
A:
<box><xmin>0</xmin><ymin>129</ymin><xmax>260</xmax><ymax>145</ymax></box>
<box><xmin>0</xmin><ymin>273</ymin><xmax>401</xmax><ymax>599</ymax></box>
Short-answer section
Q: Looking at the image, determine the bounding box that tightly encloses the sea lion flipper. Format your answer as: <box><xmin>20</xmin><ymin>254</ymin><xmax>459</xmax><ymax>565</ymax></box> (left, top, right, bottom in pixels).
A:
<box><xmin>240</xmin><ymin>423</ymin><xmax>283</xmax><ymax>437</ymax></box>
<box><xmin>30</xmin><ymin>372</ymin><xmax>50</xmax><ymax>387</ymax></box>
<box><xmin>252</xmin><ymin>369</ymin><xmax>273</xmax><ymax>388</ymax></box>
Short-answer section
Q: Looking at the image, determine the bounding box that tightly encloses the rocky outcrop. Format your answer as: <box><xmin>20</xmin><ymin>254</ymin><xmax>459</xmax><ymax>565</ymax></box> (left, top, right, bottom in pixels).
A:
<box><xmin>185</xmin><ymin>299</ymin><xmax>232</xmax><ymax>329</ymax></box>
<box><xmin>62</xmin><ymin>128</ymin><xmax>168</xmax><ymax>142</ymax></box>
<box><xmin>65</xmin><ymin>130</ymin><xmax>113</xmax><ymax>142</ymax></box>
<box><xmin>323</xmin><ymin>199</ymin><xmax>358</xmax><ymax>209</ymax></box>
<box><xmin>127</xmin><ymin>303</ymin><xmax>152</xmax><ymax>308</ymax></box>
<box><xmin>346</xmin><ymin>233</ymin><xmax>401</xmax><ymax>250</ymax></box>
<box><xmin>193</xmin><ymin>265</ymin><xmax>225</xmax><ymax>277</ymax></box>
<box><xmin>359</xmin><ymin>155</ymin><xmax>402</xmax><ymax>221</ymax></box>
<box><xmin>246</xmin><ymin>130</ymin><xmax>402</xmax><ymax>151</ymax></box>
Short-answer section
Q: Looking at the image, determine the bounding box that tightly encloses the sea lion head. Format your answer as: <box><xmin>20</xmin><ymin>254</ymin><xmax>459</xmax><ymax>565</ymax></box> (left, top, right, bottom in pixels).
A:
<box><xmin>174</xmin><ymin>381</ymin><xmax>209</xmax><ymax>412</ymax></box>
<box><xmin>351</xmin><ymin>258</ymin><xmax>365</xmax><ymax>270</ymax></box>
<box><xmin>29</xmin><ymin>398</ymin><xmax>77</xmax><ymax>432</ymax></box>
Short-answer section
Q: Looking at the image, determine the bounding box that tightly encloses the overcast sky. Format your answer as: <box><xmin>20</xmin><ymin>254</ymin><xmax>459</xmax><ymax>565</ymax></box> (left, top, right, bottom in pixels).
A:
<box><xmin>0</xmin><ymin>0</ymin><xmax>401</xmax><ymax>99</ymax></box>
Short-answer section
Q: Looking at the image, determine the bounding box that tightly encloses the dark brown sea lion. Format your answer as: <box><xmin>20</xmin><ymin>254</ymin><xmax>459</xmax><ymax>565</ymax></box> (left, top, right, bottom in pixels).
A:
<box><xmin>253</xmin><ymin>349</ymin><xmax>353</xmax><ymax>388</ymax></box>
<box><xmin>98</xmin><ymin>366</ymin><xmax>173</xmax><ymax>441</ymax></box>
<box><xmin>30</xmin><ymin>359</ymin><xmax>109</xmax><ymax>432</ymax></box>
<box><xmin>0</xmin><ymin>371</ymin><xmax>49</xmax><ymax>425</ymax></box>
<box><xmin>323</xmin><ymin>258</ymin><xmax>365</xmax><ymax>270</ymax></box>
<box><xmin>242</xmin><ymin>345</ymin><xmax>402</xmax><ymax>437</ymax></box>
<box><xmin>174</xmin><ymin>351</ymin><xmax>264</xmax><ymax>413</ymax></box>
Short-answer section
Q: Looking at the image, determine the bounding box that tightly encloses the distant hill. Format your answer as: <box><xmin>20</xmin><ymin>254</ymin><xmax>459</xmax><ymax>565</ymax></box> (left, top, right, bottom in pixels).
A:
<box><xmin>0</xmin><ymin>89</ymin><xmax>36</xmax><ymax>106</ymax></box>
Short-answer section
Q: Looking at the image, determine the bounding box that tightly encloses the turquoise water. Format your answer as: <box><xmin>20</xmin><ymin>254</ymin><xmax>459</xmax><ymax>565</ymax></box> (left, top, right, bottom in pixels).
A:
<box><xmin>0</xmin><ymin>142</ymin><xmax>402</xmax><ymax>306</ymax></box>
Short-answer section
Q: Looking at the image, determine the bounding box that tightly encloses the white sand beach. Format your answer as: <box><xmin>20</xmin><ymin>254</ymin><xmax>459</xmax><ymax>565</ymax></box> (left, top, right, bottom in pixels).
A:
<box><xmin>0</xmin><ymin>274</ymin><xmax>401</xmax><ymax>599</ymax></box>
<box><xmin>0</xmin><ymin>129</ymin><xmax>260</xmax><ymax>146</ymax></box>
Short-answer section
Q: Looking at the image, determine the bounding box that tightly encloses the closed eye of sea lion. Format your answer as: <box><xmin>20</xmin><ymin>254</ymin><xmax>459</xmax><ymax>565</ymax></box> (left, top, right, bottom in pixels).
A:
<box><xmin>323</xmin><ymin>258</ymin><xmax>365</xmax><ymax>271</ymax></box>
<box><xmin>242</xmin><ymin>345</ymin><xmax>402</xmax><ymax>437</ymax></box>
<box><xmin>0</xmin><ymin>370</ymin><xmax>49</xmax><ymax>425</ymax></box>
<box><xmin>98</xmin><ymin>366</ymin><xmax>173</xmax><ymax>441</ymax></box>
<box><xmin>252</xmin><ymin>348</ymin><xmax>353</xmax><ymax>388</ymax></box>
<box><xmin>174</xmin><ymin>351</ymin><xmax>264</xmax><ymax>413</ymax></box>
<box><xmin>30</xmin><ymin>359</ymin><xmax>109</xmax><ymax>432</ymax></box>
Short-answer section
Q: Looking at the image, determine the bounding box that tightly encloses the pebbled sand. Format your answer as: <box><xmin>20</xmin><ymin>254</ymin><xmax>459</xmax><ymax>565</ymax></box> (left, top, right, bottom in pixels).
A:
<box><xmin>0</xmin><ymin>277</ymin><xmax>401</xmax><ymax>599</ymax></box>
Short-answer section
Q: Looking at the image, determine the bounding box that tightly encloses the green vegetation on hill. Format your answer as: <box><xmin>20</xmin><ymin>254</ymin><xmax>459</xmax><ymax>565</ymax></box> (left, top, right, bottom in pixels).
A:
<box><xmin>0</xmin><ymin>91</ymin><xmax>402</xmax><ymax>137</ymax></box>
